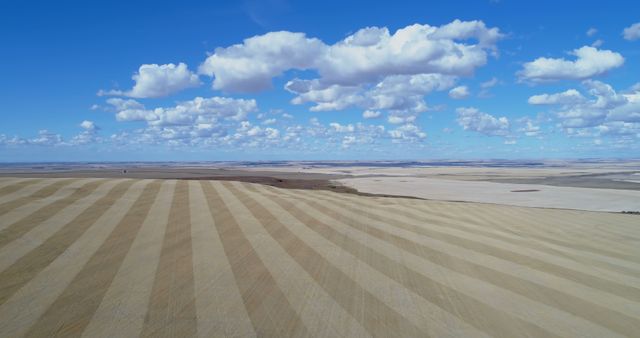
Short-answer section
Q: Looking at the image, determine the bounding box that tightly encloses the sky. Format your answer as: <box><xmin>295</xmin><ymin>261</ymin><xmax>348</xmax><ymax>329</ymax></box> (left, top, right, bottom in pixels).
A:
<box><xmin>1</xmin><ymin>0</ymin><xmax>639</xmax><ymax>161</ymax></box>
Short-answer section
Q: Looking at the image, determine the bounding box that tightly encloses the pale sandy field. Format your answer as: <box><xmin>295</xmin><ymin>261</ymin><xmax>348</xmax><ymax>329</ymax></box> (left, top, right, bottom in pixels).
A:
<box><xmin>0</xmin><ymin>177</ymin><xmax>639</xmax><ymax>337</ymax></box>
<box><xmin>243</xmin><ymin>164</ymin><xmax>640</xmax><ymax>212</ymax></box>
<box><xmin>339</xmin><ymin>176</ymin><xmax>640</xmax><ymax>212</ymax></box>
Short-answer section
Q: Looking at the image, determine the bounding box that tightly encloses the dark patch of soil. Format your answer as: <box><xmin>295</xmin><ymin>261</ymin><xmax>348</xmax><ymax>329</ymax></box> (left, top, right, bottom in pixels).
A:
<box><xmin>185</xmin><ymin>175</ymin><xmax>424</xmax><ymax>200</ymax></box>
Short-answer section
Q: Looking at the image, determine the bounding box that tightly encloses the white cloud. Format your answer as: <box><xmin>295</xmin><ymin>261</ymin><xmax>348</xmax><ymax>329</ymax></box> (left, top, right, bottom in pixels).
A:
<box><xmin>623</xmin><ymin>22</ymin><xmax>640</xmax><ymax>41</ymax></box>
<box><xmin>317</xmin><ymin>20</ymin><xmax>501</xmax><ymax>86</ymax></box>
<box><xmin>30</xmin><ymin>130</ymin><xmax>64</xmax><ymax>146</ymax></box>
<box><xmin>336</xmin><ymin>124</ymin><xmax>388</xmax><ymax>147</ymax></box>
<box><xmin>342</xmin><ymin>135</ymin><xmax>357</xmax><ymax>148</ymax></box>
<box><xmin>480</xmin><ymin>77</ymin><xmax>499</xmax><ymax>89</ymax></box>
<box><xmin>597</xmin><ymin>121</ymin><xmax>640</xmax><ymax>136</ymax></box>
<box><xmin>329</xmin><ymin>122</ymin><xmax>355</xmax><ymax>133</ymax></box>
<box><xmin>586</xmin><ymin>28</ymin><xmax>598</xmax><ymax>37</ymax></box>
<box><xmin>387</xmin><ymin>112</ymin><xmax>417</xmax><ymax>125</ymax></box>
<box><xmin>528</xmin><ymin>89</ymin><xmax>585</xmax><ymax>105</ymax></box>
<box><xmin>200</xmin><ymin>20</ymin><xmax>502</xmax><ymax>117</ymax></box>
<box><xmin>80</xmin><ymin>120</ymin><xmax>98</xmax><ymax>131</ymax></box>
<box><xmin>528</xmin><ymin>80</ymin><xmax>640</xmax><ymax>130</ymax></box>
<box><xmin>101</xmin><ymin>96</ymin><xmax>301</xmax><ymax>150</ymax></box>
<box><xmin>456</xmin><ymin>107</ymin><xmax>510</xmax><ymax>136</ymax></box>
<box><xmin>115</xmin><ymin>108</ymin><xmax>156</xmax><ymax>122</ymax></box>
<box><xmin>366</xmin><ymin>74</ymin><xmax>455</xmax><ymax>112</ymax></box>
<box><xmin>0</xmin><ymin>135</ymin><xmax>27</xmax><ymax>146</ymax></box>
<box><xmin>286</xmin><ymin>80</ymin><xmax>363</xmax><ymax>111</ymax></box>
<box><xmin>1</xmin><ymin>122</ymin><xmax>105</xmax><ymax>147</ymax></box>
<box><xmin>478</xmin><ymin>77</ymin><xmax>499</xmax><ymax>97</ymax></box>
<box><xmin>105</xmin><ymin>98</ymin><xmax>145</xmax><ymax>111</ymax></box>
<box><xmin>388</xmin><ymin>123</ymin><xmax>427</xmax><ymax>141</ymax></box>
<box><xmin>518</xmin><ymin>46</ymin><xmax>624</xmax><ymax>82</ymax></box>
<box><xmin>71</xmin><ymin>121</ymin><xmax>101</xmax><ymax>145</ymax></box>
<box><xmin>110</xmin><ymin>118</ymin><xmax>286</xmax><ymax>150</ymax></box>
<box><xmin>196</xmin><ymin>20</ymin><xmax>502</xmax><ymax>137</ymax></box>
<box><xmin>449</xmin><ymin>85</ymin><xmax>470</xmax><ymax>99</ymax></box>
<box><xmin>233</xmin><ymin>122</ymin><xmax>281</xmax><ymax>142</ymax></box>
<box><xmin>110</xmin><ymin>96</ymin><xmax>258</xmax><ymax>125</ymax></box>
<box><xmin>591</xmin><ymin>39</ymin><xmax>604</xmax><ymax>48</ymax></box>
<box><xmin>517</xmin><ymin>118</ymin><xmax>541</xmax><ymax>137</ymax></box>
<box><xmin>199</xmin><ymin>31</ymin><xmax>326</xmax><ymax>92</ymax></box>
<box><xmin>362</xmin><ymin>110</ymin><xmax>381</xmax><ymax>119</ymax></box>
<box><xmin>286</xmin><ymin>73</ymin><xmax>456</xmax><ymax>114</ymax></box>
<box><xmin>100</xmin><ymin>63</ymin><xmax>201</xmax><ymax>98</ymax></box>
<box><xmin>286</xmin><ymin>120</ymin><xmax>387</xmax><ymax>149</ymax></box>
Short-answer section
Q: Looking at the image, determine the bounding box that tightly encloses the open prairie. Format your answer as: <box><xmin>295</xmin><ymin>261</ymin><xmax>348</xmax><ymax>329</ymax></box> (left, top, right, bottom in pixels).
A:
<box><xmin>0</xmin><ymin>177</ymin><xmax>639</xmax><ymax>337</ymax></box>
<box><xmin>240</xmin><ymin>161</ymin><xmax>640</xmax><ymax>212</ymax></box>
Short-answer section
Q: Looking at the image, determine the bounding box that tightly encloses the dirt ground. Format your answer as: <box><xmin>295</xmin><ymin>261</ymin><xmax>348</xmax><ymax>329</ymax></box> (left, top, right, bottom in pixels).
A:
<box><xmin>0</xmin><ymin>177</ymin><xmax>638</xmax><ymax>337</ymax></box>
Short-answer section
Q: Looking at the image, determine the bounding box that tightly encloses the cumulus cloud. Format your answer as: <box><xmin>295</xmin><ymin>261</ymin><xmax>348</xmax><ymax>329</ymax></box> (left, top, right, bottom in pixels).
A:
<box><xmin>286</xmin><ymin>119</ymin><xmax>387</xmax><ymax>149</ymax></box>
<box><xmin>586</xmin><ymin>28</ymin><xmax>598</xmax><ymax>37</ymax></box>
<box><xmin>0</xmin><ymin>135</ymin><xmax>27</xmax><ymax>146</ymax></box>
<box><xmin>365</xmin><ymin>74</ymin><xmax>456</xmax><ymax>112</ymax></box>
<box><xmin>388</xmin><ymin>123</ymin><xmax>427</xmax><ymax>141</ymax></box>
<box><xmin>329</xmin><ymin>122</ymin><xmax>355</xmax><ymax>133</ymax></box>
<box><xmin>449</xmin><ymin>85</ymin><xmax>470</xmax><ymax>99</ymax></box>
<box><xmin>71</xmin><ymin>121</ymin><xmax>101</xmax><ymax>145</ymax></box>
<box><xmin>201</xmin><ymin>20</ymin><xmax>501</xmax><ymax>94</ymax></box>
<box><xmin>109</xmin><ymin>96</ymin><xmax>258</xmax><ymax>126</ymax></box>
<box><xmin>100</xmin><ymin>63</ymin><xmax>201</xmax><ymax>98</ymax></box>
<box><xmin>29</xmin><ymin>130</ymin><xmax>64</xmax><ymax>146</ymax></box>
<box><xmin>1</xmin><ymin>121</ymin><xmax>105</xmax><ymax>147</ymax></box>
<box><xmin>362</xmin><ymin>110</ymin><xmax>381</xmax><ymax>119</ymax></box>
<box><xmin>528</xmin><ymin>80</ymin><xmax>640</xmax><ymax>131</ymax></box>
<box><xmin>201</xmin><ymin>20</ymin><xmax>501</xmax><ymax>117</ymax></box>
<box><xmin>230</xmin><ymin>121</ymin><xmax>281</xmax><ymax>145</ymax></box>
<box><xmin>341</xmin><ymin>135</ymin><xmax>357</xmax><ymax>148</ymax></box>
<box><xmin>80</xmin><ymin>120</ymin><xmax>98</xmax><ymax>131</ymax></box>
<box><xmin>387</xmin><ymin>111</ymin><xmax>417</xmax><ymax>124</ymax></box>
<box><xmin>517</xmin><ymin>117</ymin><xmax>541</xmax><ymax>137</ymax></box>
<box><xmin>528</xmin><ymin>89</ymin><xmax>586</xmax><ymax>105</ymax></box>
<box><xmin>597</xmin><ymin>121</ymin><xmax>640</xmax><ymax>137</ymax></box>
<box><xmin>623</xmin><ymin>22</ymin><xmax>640</xmax><ymax>41</ymax></box>
<box><xmin>286</xmin><ymin>80</ymin><xmax>363</xmax><ymax>111</ymax></box>
<box><xmin>316</xmin><ymin>20</ymin><xmax>501</xmax><ymax>86</ymax></box>
<box><xmin>456</xmin><ymin>107</ymin><xmax>510</xmax><ymax>136</ymax></box>
<box><xmin>99</xmin><ymin>95</ymin><xmax>298</xmax><ymax>149</ymax></box>
<box><xmin>199</xmin><ymin>31</ymin><xmax>326</xmax><ymax>92</ymax></box>
<box><xmin>286</xmin><ymin>73</ymin><xmax>456</xmax><ymax>117</ymax></box>
<box><xmin>105</xmin><ymin>98</ymin><xmax>145</xmax><ymax>111</ymax></box>
<box><xmin>518</xmin><ymin>46</ymin><xmax>624</xmax><ymax>82</ymax></box>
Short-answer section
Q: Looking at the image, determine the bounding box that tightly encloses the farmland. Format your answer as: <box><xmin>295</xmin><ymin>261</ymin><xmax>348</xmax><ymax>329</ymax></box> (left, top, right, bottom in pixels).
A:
<box><xmin>0</xmin><ymin>177</ymin><xmax>639</xmax><ymax>337</ymax></box>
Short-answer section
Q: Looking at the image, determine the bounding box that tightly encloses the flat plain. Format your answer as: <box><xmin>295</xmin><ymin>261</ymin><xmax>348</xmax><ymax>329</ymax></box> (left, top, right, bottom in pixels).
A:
<box><xmin>0</xmin><ymin>176</ymin><xmax>639</xmax><ymax>337</ymax></box>
<box><xmin>242</xmin><ymin>160</ymin><xmax>640</xmax><ymax>212</ymax></box>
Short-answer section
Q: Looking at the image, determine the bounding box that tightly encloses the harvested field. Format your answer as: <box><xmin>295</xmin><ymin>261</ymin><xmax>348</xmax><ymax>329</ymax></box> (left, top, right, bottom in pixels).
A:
<box><xmin>0</xmin><ymin>177</ymin><xmax>639</xmax><ymax>337</ymax></box>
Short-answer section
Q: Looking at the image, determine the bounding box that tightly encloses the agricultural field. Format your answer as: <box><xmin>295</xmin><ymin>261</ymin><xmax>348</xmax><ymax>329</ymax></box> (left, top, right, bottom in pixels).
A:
<box><xmin>0</xmin><ymin>177</ymin><xmax>639</xmax><ymax>337</ymax></box>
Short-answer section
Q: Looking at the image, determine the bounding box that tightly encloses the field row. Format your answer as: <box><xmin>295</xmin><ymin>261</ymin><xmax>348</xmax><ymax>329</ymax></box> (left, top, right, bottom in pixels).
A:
<box><xmin>0</xmin><ymin>177</ymin><xmax>638</xmax><ymax>337</ymax></box>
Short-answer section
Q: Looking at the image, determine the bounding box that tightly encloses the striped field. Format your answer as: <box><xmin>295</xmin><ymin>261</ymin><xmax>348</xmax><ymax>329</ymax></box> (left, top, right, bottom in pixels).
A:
<box><xmin>0</xmin><ymin>177</ymin><xmax>639</xmax><ymax>337</ymax></box>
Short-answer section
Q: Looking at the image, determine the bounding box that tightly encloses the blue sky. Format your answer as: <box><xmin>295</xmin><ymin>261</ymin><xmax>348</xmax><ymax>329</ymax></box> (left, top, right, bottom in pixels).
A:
<box><xmin>1</xmin><ymin>0</ymin><xmax>639</xmax><ymax>161</ymax></box>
